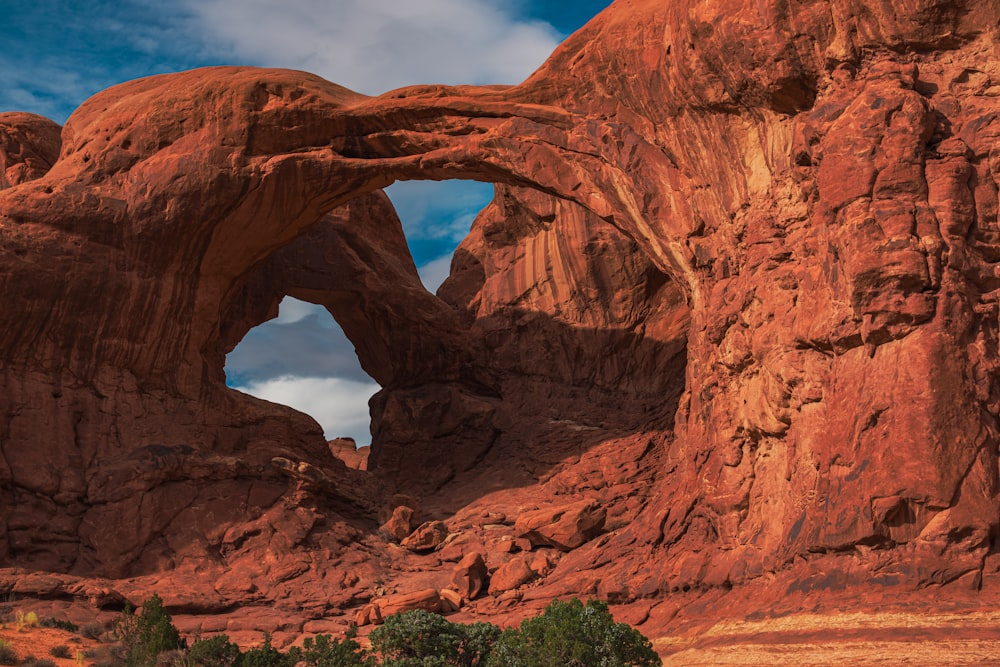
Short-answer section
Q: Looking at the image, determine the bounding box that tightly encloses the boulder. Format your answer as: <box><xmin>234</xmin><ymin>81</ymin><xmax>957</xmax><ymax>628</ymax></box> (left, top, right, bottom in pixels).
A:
<box><xmin>488</xmin><ymin>557</ymin><xmax>537</xmax><ymax>596</ymax></box>
<box><xmin>515</xmin><ymin>500</ymin><xmax>607</xmax><ymax>551</ymax></box>
<box><xmin>375</xmin><ymin>588</ymin><xmax>442</xmax><ymax>618</ymax></box>
<box><xmin>528</xmin><ymin>552</ymin><xmax>555</xmax><ymax>578</ymax></box>
<box><xmin>381</xmin><ymin>506</ymin><xmax>417</xmax><ymax>543</ymax></box>
<box><xmin>439</xmin><ymin>588</ymin><xmax>463</xmax><ymax>613</ymax></box>
<box><xmin>401</xmin><ymin>521</ymin><xmax>449</xmax><ymax>553</ymax></box>
<box><xmin>450</xmin><ymin>552</ymin><xmax>488</xmax><ymax>600</ymax></box>
<box><xmin>0</xmin><ymin>112</ymin><xmax>61</xmax><ymax>188</ymax></box>
<box><xmin>353</xmin><ymin>604</ymin><xmax>382</xmax><ymax>627</ymax></box>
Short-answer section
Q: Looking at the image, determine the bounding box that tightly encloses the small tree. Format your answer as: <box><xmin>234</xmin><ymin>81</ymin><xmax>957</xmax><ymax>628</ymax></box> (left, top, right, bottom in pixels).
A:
<box><xmin>116</xmin><ymin>594</ymin><xmax>182</xmax><ymax>666</ymax></box>
<box><xmin>485</xmin><ymin>598</ymin><xmax>659</xmax><ymax>667</ymax></box>
<box><xmin>369</xmin><ymin>610</ymin><xmax>500</xmax><ymax>667</ymax></box>
<box><xmin>185</xmin><ymin>634</ymin><xmax>242</xmax><ymax>666</ymax></box>
<box><xmin>300</xmin><ymin>628</ymin><xmax>374</xmax><ymax>667</ymax></box>
<box><xmin>240</xmin><ymin>633</ymin><xmax>299</xmax><ymax>667</ymax></box>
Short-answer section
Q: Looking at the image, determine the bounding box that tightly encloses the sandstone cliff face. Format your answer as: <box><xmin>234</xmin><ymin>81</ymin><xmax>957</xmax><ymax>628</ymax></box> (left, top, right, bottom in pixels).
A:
<box><xmin>534</xmin><ymin>0</ymin><xmax>1000</xmax><ymax>594</ymax></box>
<box><xmin>3</xmin><ymin>0</ymin><xmax>1000</xmax><ymax>654</ymax></box>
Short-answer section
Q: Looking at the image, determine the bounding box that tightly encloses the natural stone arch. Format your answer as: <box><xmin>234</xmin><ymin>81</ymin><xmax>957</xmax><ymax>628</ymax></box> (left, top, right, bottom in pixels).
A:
<box><xmin>0</xmin><ymin>65</ymin><xmax>693</xmax><ymax>574</ymax></box>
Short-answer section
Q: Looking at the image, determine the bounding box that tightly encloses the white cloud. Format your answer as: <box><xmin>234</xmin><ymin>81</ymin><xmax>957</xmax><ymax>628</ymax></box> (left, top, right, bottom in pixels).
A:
<box><xmin>225</xmin><ymin>297</ymin><xmax>371</xmax><ymax>383</ymax></box>
<box><xmin>181</xmin><ymin>0</ymin><xmax>560</xmax><ymax>94</ymax></box>
<box><xmin>417</xmin><ymin>254</ymin><xmax>454</xmax><ymax>293</ymax></box>
<box><xmin>236</xmin><ymin>375</ymin><xmax>380</xmax><ymax>443</ymax></box>
<box><xmin>0</xmin><ymin>65</ymin><xmax>102</xmax><ymax>123</ymax></box>
<box><xmin>273</xmin><ymin>296</ymin><xmax>328</xmax><ymax>325</ymax></box>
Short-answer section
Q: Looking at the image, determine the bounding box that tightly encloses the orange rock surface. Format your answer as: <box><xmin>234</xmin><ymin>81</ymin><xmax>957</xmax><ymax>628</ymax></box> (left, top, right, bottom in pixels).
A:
<box><xmin>3</xmin><ymin>0</ymin><xmax>1000</xmax><ymax>660</ymax></box>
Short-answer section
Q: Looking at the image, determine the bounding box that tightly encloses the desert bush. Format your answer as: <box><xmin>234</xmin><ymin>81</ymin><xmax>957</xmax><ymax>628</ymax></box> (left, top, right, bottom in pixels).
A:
<box><xmin>485</xmin><ymin>598</ymin><xmax>659</xmax><ymax>667</ymax></box>
<box><xmin>40</xmin><ymin>617</ymin><xmax>79</xmax><ymax>633</ymax></box>
<box><xmin>116</xmin><ymin>594</ymin><xmax>183</xmax><ymax>666</ymax></box>
<box><xmin>50</xmin><ymin>644</ymin><xmax>72</xmax><ymax>658</ymax></box>
<box><xmin>23</xmin><ymin>659</ymin><xmax>57</xmax><ymax>667</ymax></box>
<box><xmin>83</xmin><ymin>644</ymin><xmax>120</xmax><ymax>667</ymax></box>
<box><xmin>80</xmin><ymin>622</ymin><xmax>104</xmax><ymax>640</ymax></box>
<box><xmin>0</xmin><ymin>639</ymin><xmax>17</xmax><ymax>666</ymax></box>
<box><xmin>16</xmin><ymin>610</ymin><xmax>39</xmax><ymax>630</ymax></box>
<box><xmin>184</xmin><ymin>634</ymin><xmax>242</xmax><ymax>666</ymax></box>
<box><xmin>369</xmin><ymin>609</ymin><xmax>499</xmax><ymax>667</ymax></box>
<box><xmin>300</xmin><ymin>628</ymin><xmax>373</xmax><ymax>667</ymax></box>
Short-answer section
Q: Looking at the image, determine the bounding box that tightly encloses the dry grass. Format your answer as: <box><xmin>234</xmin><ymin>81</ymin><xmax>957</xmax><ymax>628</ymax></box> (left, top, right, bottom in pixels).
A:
<box><xmin>661</xmin><ymin>638</ymin><xmax>1000</xmax><ymax>665</ymax></box>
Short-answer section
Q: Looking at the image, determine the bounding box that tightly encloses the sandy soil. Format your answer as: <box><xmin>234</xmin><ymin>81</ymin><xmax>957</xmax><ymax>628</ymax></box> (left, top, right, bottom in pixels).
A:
<box><xmin>654</xmin><ymin>610</ymin><xmax>1000</xmax><ymax>665</ymax></box>
<box><xmin>0</xmin><ymin>623</ymin><xmax>105</xmax><ymax>665</ymax></box>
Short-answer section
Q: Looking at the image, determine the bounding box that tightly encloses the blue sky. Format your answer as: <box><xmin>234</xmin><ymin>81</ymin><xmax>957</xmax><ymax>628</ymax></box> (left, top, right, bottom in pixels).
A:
<box><xmin>3</xmin><ymin>0</ymin><xmax>611</xmax><ymax>443</ymax></box>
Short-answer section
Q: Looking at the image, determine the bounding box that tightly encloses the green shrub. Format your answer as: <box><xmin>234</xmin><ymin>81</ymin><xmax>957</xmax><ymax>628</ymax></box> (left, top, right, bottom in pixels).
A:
<box><xmin>485</xmin><ymin>598</ymin><xmax>659</xmax><ymax>667</ymax></box>
<box><xmin>40</xmin><ymin>617</ymin><xmax>79</xmax><ymax>633</ymax></box>
<box><xmin>240</xmin><ymin>633</ymin><xmax>298</xmax><ymax>667</ymax></box>
<box><xmin>300</xmin><ymin>628</ymin><xmax>373</xmax><ymax>667</ymax></box>
<box><xmin>115</xmin><ymin>594</ymin><xmax>183</xmax><ymax>666</ymax></box>
<box><xmin>369</xmin><ymin>609</ymin><xmax>499</xmax><ymax>667</ymax></box>
<box><xmin>184</xmin><ymin>634</ymin><xmax>242</xmax><ymax>666</ymax></box>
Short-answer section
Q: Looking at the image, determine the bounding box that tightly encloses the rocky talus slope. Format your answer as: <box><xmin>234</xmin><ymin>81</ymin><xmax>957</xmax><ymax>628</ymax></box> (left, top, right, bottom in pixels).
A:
<box><xmin>4</xmin><ymin>0</ymin><xmax>1000</xmax><ymax>661</ymax></box>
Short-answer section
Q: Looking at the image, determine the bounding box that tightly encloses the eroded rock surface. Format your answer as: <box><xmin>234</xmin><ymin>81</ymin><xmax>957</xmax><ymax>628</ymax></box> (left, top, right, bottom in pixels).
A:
<box><xmin>2</xmin><ymin>0</ymin><xmax>1000</xmax><ymax>657</ymax></box>
<box><xmin>0</xmin><ymin>113</ymin><xmax>60</xmax><ymax>188</ymax></box>
<box><xmin>515</xmin><ymin>500</ymin><xmax>607</xmax><ymax>551</ymax></box>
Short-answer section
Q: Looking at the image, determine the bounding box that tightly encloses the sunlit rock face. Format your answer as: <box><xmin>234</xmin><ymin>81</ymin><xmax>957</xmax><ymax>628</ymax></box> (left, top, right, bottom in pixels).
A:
<box><xmin>2</xmin><ymin>0</ymin><xmax>1000</xmax><ymax>652</ymax></box>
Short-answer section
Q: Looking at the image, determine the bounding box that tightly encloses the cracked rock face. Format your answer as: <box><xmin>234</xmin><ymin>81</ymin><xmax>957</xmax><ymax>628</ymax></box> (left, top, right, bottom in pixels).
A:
<box><xmin>3</xmin><ymin>0</ymin><xmax>1000</xmax><ymax>650</ymax></box>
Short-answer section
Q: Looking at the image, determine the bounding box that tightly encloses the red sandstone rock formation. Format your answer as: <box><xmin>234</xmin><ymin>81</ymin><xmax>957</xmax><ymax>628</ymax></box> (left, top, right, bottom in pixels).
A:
<box><xmin>2</xmin><ymin>0</ymin><xmax>1000</xmax><ymax>657</ymax></box>
<box><xmin>514</xmin><ymin>500</ymin><xmax>607</xmax><ymax>551</ymax></box>
<box><xmin>381</xmin><ymin>505</ymin><xmax>417</xmax><ymax>542</ymax></box>
<box><xmin>0</xmin><ymin>113</ymin><xmax>60</xmax><ymax>188</ymax></box>
<box><xmin>400</xmin><ymin>521</ymin><xmax>449</xmax><ymax>553</ymax></box>
<box><xmin>450</xmin><ymin>552</ymin><xmax>489</xmax><ymax>600</ymax></box>
<box><xmin>328</xmin><ymin>438</ymin><xmax>369</xmax><ymax>471</ymax></box>
<box><xmin>488</xmin><ymin>556</ymin><xmax>537</xmax><ymax>596</ymax></box>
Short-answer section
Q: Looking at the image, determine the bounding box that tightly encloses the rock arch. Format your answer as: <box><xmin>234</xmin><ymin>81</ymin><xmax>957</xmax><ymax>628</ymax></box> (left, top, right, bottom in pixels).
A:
<box><xmin>1</xmin><ymin>0</ymin><xmax>1000</xmax><ymax>632</ymax></box>
<box><xmin>0</xmin><ymin>65</ymin><xmax>690</xmax><ymax>576</ymax></box>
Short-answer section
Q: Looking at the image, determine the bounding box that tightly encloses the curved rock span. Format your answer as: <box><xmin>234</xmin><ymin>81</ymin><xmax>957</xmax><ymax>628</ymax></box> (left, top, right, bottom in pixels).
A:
<box><xmin>3</xmin><ymin>0</ymin><xmax>1000</xmax><ymax>656</ymax></box>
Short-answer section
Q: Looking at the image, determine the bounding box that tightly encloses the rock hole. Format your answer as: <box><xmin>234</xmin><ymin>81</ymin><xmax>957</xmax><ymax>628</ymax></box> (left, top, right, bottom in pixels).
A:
<box><xmin>219</xmin><ymin>180</ymin><xmax>493</xmax><ymax>469</ymax></box>
<box><xmin>384</xmin><ymin>179</ymin><xmax>495</xmax><ymax>293</ymax></box>
<box><xmin>225</xmin><ymin>296</ymin><xmax>380</xmax><ymax>448</ymax></box>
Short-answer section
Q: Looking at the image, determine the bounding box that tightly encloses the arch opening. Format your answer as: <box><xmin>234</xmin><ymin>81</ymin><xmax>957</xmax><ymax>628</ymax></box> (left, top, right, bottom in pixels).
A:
<box><xmin>385</xmin><ymin>179</ymin><xmax>496</xmax><ymax>294</ymax></box>
<box><xmin>225</xmin><ymin>295</ymin><xmax>380</xmax><ymax>446</ymax></box>
<box><xmin>220</xmin><ymin>179</ymin><xmax>496</xmax><ymax>455</ymax></box>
